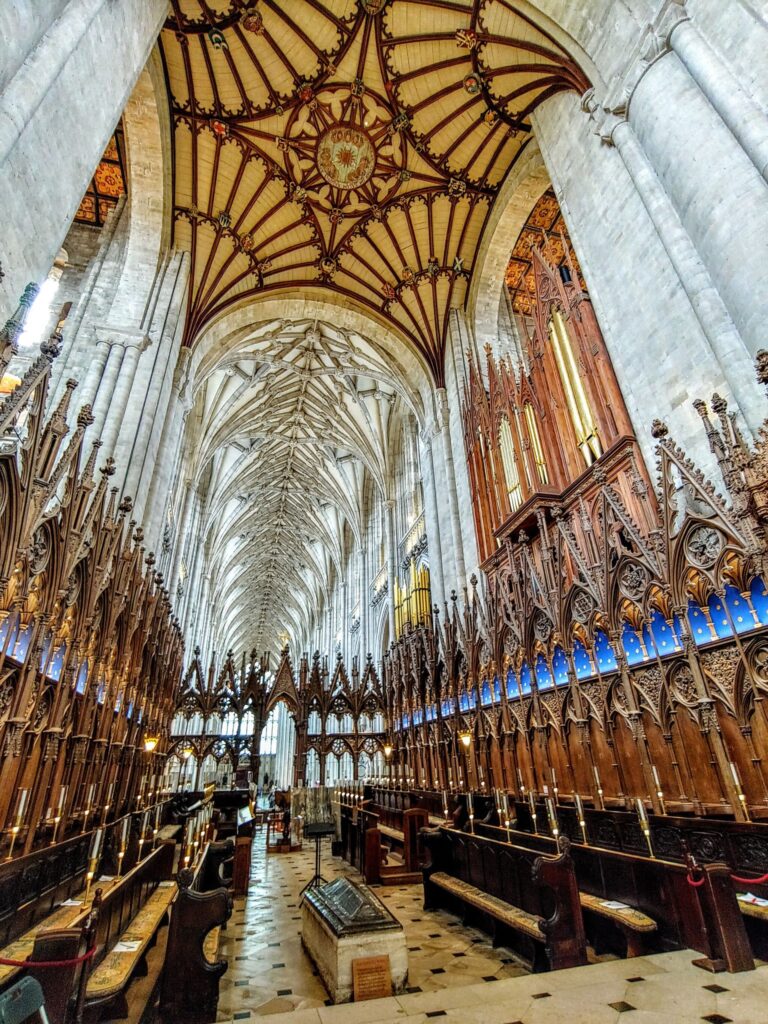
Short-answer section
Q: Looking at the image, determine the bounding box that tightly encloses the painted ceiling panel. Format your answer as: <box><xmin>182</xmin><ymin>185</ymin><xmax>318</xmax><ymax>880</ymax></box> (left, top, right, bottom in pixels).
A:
<box><xmin>160</xmin><ymin>0</ymin><xmax>588</xmax><ymax>383</ymax></box>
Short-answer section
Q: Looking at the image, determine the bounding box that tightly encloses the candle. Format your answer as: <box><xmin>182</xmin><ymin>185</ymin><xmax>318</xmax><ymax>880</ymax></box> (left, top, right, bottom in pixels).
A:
<box><xmin>635</xmin><ymin>797</ymin><xmax>648</xmax><ymax>825</ymax></box>
<box><xmin>575</xmin><ymin>794</ymin><xmax>588</xmax><ymax>844</ymax></box>
<box><xmin>528</xmin><ymin>790</ymin><xmax>538</xmax><ymax>832</ymax></box>
<box><xmin>546</xmin><ymin>796</ymin><xmax>559</xmax><ymax>838</ymax></box>
<box><xmin>593</xmin><ymin>766</ymin><xmax>604</xmax><ymax>808</ymax></box>
<box><xmin>635</xmin><ymin>797</ymin><xmax>654</xmax><ymax>857</ymax></box>
<box><xmin>91</xmin><ymin>828</ymin><xmax>104</xmax><ymax>859</ymax></box>
<box><xmin>15</xmin><ymin>789</ymin><xmax>28</xmax><ymax>823</ymax></box>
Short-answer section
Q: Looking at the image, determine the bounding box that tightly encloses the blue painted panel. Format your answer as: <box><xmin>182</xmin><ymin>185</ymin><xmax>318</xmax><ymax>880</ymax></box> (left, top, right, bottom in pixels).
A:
<box><xmin>649</xmin><ymin>609</ymin><xmax>679</xmax><ymax>653</ymax></box>
<box><xmin>506</xmin><ymin>667</ymin><xmax>519</xmax><ymax>698</ymax></box>
<box><xmin>573</xmin><ymin>640</ymin><xmax>593</xmax><ymax>680</ymax></box>
<box><xmin>687</xmin><ymin>600</ymin><xmax>713</xmax><ymax>644</ymax></box>
<box><xmin>594</xmin><ymin>630</ymin><xmax>618</xmax><ymax>672</ymax></box>
<box><xmin>535</xmin><ymin>653</ymin><xmax>553</xmax><ymax>690</ymax></box>
<box><xmin>552</xmin><ymin>646</ymin><xmax>569</xmax><ymax>685</ymax></box>
<box><xmin>708</xmin><ymin>593</ymin><xmax>733</xmax><ymax>637</ymax></box>
<box><xmin>520</xmin><ymin>660</ymin><xmax>532</xmax><ymax>695</ymax></box>
<box><xmin>76</xmin><ymin>660</ymin><xmax>88</xmax><ymax>695</ymax></box>
<box><xmin>750</xmin><ymin>576</ymin><xmax>768</xmax><ymax>625</ymax></box>
<box><xmin>725</xmin><ymin>584</ymin><xmax>756</xmax><ymax>634</ymax></box>
<box><xmin>622</xmin><ymin>621</ymin><xmax>646</xmax><ymax>666</ymax></box>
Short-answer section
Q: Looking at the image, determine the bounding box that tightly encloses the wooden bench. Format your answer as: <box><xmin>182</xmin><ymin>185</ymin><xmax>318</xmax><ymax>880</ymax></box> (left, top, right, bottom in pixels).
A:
<box><xmin>578</xmin><ymin>892</ymin><xmax>657</xmax><ymax>957</ymax></box>
<box><xmin>475</xmin><ymin>815</ymin><xmax>757</xmax><ymax>967</ymax></box>
<box><xmin>378</xmin><ymin>823</ymin><xmax>404</xmax><ymax>844</ymax></box>
<box><xmin>738</xmin><ymin>899</ymin><xmax>768</xmax><ymax>922</ymax></box>
<box><xmin>422</xmin><ymin>828</ymin><xmax>587</xmax><ymax>972</ymax></box>
<box><xmin>0</xmin><ymin>902</ymin><xmax>91</xmax><ymax>990</ymax></box>
<box><xmin>429</xmin><ymin>872</ymin><xmax>547</xmax><ymax>942</ymax></box>
<box><xmin>84</xmin><ymin>882</ymin><xmax>176</xmax><ymax>1017</ymax></box>
<box><xmin>79</xmin><ymin>842</ymin><xmax>176</xmax><ymax>1021</ymax></box>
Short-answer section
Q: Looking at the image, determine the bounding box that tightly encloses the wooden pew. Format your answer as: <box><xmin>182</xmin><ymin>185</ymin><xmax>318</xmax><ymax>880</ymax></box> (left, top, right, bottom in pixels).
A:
<box><xmin>475</xmin><ymin>816</ymin><xmax>755</xmax><ymax>969</ymax></box>
<box><xmin>82</xmin><ymin>841</ymin><xmax>176</xmax><ymax>1021</ymax></box>
<box><xmin>160</xmin><ymin>843</ymin><xmax>233</xmax><ymax>1024</ymax></box>
<box><xmin>422</xmin><ymin>827</ymin><xmax>587</xmax><ymax>971</ymax></box>
<box><xmin>348</xmin><ymin>790</ymin><xmax>434</xmax><ymax>880</ymax></box>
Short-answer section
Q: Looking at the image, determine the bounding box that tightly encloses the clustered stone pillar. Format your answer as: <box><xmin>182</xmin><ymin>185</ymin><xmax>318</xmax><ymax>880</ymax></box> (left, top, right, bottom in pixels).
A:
<box><xmin>0</xmin><ymin>0</ymin><xmax>169</xmax><ymax>318</ymax></box>
<box><xmin>420</xmin><ymin>431</ymin><xmax>445</xmax><ymax>609</ymax></box>
<box><xmin>437</xmin><ymin>388</ymin><xmax>466</xmax><ymax>588</ymax></box>
<box><xmin>97</xmin><ymin>334</ymin><xmax>148</xmax><ymax>461</ymax></box>
<box><xmin>385</xmin><ymin>499</ymin><xmax>397</xmax><ymax>645</ymax></box>
<box><xmin>591</xmin><ymin>103</ymin><xmax>762</xmax><ymax>431</ymax></box>
<box><xmin>668</xmin><ymin>13</ymin><xmax>768</xmax><ymax>183</ymax></box>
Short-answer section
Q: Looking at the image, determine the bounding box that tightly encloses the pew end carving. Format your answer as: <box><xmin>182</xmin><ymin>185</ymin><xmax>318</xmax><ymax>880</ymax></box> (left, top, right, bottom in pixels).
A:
<box><xmin>159</xmin><ymin>852</ymin><xmax>233</xmax><ymax>1024</ymax></box>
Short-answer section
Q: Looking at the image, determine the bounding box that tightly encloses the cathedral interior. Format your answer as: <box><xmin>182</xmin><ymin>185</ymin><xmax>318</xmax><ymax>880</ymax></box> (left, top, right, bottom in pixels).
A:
<box><xmin>1</xmin><ymin>1</ymin><xmax>768</xmax><ymax>1022</ymax></box>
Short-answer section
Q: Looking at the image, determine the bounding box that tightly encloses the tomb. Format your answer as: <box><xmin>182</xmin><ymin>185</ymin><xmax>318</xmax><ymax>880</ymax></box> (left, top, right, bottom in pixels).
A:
<box><xmin>301</xmin><ymin>877</ymin><xmax>407</xmax><ymax>1003</ymax></box>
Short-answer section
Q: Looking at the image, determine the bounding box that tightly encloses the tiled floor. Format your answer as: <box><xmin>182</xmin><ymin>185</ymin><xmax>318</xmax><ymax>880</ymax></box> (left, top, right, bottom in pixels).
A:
<box><xmin>216</xmin><ymin>834</ymin><xmax>526</xmax><ymax>1020</ymax></box>
<box><xmin>216</xmin><ymin>835</ymin><xmax>768</xmax><ymax>1023</ymax></box>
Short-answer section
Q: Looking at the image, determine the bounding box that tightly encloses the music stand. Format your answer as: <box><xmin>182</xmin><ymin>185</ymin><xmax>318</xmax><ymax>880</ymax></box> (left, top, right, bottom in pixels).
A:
<box><xmin>300</xmin><ymin>823</ymin><xmax>336</xmax><ymax>896</ymax></box>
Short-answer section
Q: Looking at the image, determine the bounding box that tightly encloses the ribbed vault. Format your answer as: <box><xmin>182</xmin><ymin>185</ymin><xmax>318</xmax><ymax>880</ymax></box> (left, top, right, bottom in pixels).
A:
<box><xmin>188</xmin><ymin>317</ymin><xmax>422</xmax><ymax>653</ymax></box>
<box><xmin>161</xmin><ymin>0</ymin><xmax>588</xmax><ymax>380</ymax></box>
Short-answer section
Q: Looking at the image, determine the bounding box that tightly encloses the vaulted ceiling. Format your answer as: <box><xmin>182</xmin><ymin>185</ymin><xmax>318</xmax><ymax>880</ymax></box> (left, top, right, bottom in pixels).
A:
<box><xmin>188</xmin><ymin>317</ymin><xmax>418</xmax><ymax>653</ymax></box>
<box><xmin>160</xmin><ymin>0</ymin><xmax>588</xmax><ymax>382</ymax></box>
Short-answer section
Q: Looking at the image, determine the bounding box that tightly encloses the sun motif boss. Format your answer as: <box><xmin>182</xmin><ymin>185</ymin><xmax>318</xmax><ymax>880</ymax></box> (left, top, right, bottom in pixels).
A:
<box><xmin>316</xmin><ymin>125</ymin><xmax>376</xmax><ymax>191</ymax></box>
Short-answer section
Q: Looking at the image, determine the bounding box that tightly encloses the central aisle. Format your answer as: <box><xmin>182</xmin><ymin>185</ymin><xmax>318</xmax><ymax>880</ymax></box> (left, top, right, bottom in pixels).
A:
<box><xmin>215</xmin><ymin>833</ymin><xmax>527</xmax><ymax>1019</ymax></box>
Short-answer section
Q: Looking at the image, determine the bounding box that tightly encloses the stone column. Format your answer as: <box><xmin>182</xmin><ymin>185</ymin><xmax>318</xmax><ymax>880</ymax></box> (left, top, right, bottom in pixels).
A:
<box><xmin>340</xmin><ymin>579</ymin><xmax>348</xmax><ymax>665</ymax></box>
<box><xmin>587</xmin><ymin>100</ymin><xmax>763</xmax><ymax>433</ymax></box>
<box><xmin>436</xmin><ymin>389</ymin><xmax>466</xmax><ymax>588</ymax></box>
<box><xmin>419</xmin><ymin>431</ymin><xmax>445</xmax><ymax>608</ymax></box>
<box><xmin>89</xmin><ymin>341</ymin><xmax>125</xmax><ymax>439</ymax></box>
<box><xmin>76</xmin><ymin>334</ymin><xmax>112</xmax><ymax>409</ymax></box>
<box><xmin>98</xmin><ymin>334</ymin><xmax>149</xmax><ymax>466</ymax></box>
<box><xmin>626</xmin><ymin>47</ymin><xmax>768</xmax><ymax>358</ymax></box>
<box><xmin>0</xmin><ymin>0</ymin><xmax>168</xmax><ymax>318</ymax></box>
<box><xmin>668</xmin><ymin>12</ymin><xmax>768</xmax><ymax>182</ymax></box>
<box><xmin>384</xmin><ymin>499</ymin><xmax>397</xmax><ymax>645</ymax></box>
<box><xmin>168</xmin><ymin>479</ymin><xmax>193</xmax><ymax>595</ymax></box>
<box><xmin>357</xmin><ymin>547</ymin><xmax>369</xmax><ymax>661</ymax></box>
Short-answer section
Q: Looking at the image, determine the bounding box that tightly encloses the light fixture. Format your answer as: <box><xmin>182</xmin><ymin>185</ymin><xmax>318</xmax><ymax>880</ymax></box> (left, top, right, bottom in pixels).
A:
<box><xmin>383</xmin><ymin>743</ymin><xmax>393</xmax><ymax>758</ymax></box>
<box><xmin>459</xmin><ymin>730</ymin><xmax>472</xmax><ymax>749</ymax></box>
<box><xmin>144</xmin><ymin>735</ymin><xmax>159</xmax><ymax>753</ymax></box>
<box><xmin>181</xmin><ymin>746</ymin><xmax>193</xmax><ymax>760</ymax></box>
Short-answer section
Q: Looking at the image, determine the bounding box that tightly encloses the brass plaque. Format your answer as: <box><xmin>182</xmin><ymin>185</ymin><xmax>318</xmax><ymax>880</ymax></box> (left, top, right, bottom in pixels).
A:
<box><xmin>352</xmin><ymin>955</ymin><xmax>392</xmax><ymax>1002</ymax></box>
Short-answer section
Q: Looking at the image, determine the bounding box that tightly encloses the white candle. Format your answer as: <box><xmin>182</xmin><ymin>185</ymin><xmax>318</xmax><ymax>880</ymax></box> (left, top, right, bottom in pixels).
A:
<box><xmin>15</xmin><ymin>789</ymin><xmax>28</xmax><ymax>822</ymax></box>
<box><xmin>635</xmin><ymin>797</ymin><xmax>649</xmax><ymax>826</ymax></box>
<box><xmin>91</xmin><ymin>828</ymin><xmax>104</xmax><ymax>858</ymax></box>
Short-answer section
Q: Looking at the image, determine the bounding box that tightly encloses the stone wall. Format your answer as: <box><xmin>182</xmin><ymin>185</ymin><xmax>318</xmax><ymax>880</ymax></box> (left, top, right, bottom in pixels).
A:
<box><xmin>0</xmin><ymin>0</ymin><xmax>167</xmax><ymax>320</ymax></box>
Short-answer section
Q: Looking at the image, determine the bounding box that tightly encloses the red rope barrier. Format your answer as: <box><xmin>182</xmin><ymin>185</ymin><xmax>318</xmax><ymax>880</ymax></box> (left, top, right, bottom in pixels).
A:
<box><xmin>731</xmin><ymin>871</ymin><xmax>768</xmax><ymax>885</ymax></box>
<box><xmin>686</xmin><ymin>871</ymin><xmax>706</xmax><ymax>887</ymax></box>
<box><xmin>0</xmin><ymin>947</ymin><xmax>95</xmax><ymax>969</ymax></box>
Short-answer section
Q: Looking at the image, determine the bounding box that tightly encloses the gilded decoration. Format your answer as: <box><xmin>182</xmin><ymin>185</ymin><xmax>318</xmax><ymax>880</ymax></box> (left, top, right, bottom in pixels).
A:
<box><xmin>285</xmin><ymin>87</ymin><xmax>404</xmax><ymax>216</ymax></box>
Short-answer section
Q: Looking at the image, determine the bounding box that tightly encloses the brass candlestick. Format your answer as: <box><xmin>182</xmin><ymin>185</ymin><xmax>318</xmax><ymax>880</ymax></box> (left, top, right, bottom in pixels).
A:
<box><xmin>635</xmin><ymin>798</ymin><xmax>654</xmax><ymax>858</ymax></box>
